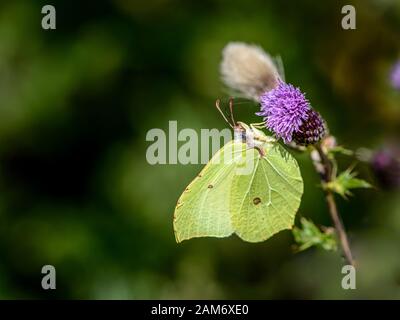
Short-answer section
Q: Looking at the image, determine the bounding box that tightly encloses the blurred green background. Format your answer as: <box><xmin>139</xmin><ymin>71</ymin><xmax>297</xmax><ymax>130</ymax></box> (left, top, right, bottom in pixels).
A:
<box><xmin>0</xmin><ymin>0</ymin><xmax>399</xmax><ymax>299</ymax></box>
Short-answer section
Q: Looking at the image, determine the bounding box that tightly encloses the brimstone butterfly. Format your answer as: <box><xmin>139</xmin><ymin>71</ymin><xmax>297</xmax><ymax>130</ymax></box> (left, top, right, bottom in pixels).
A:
<box><xmin>173</xmin><ymin>99</ymin><xmax>303</xmax><ymax>243</ymax></box>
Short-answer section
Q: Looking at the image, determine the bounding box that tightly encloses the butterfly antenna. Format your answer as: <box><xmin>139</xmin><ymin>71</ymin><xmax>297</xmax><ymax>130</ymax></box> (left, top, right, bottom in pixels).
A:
<box><xmin>229</xmin><ymin>97</ymin><xmax>237</xmax><ymax>127</ymax></box>
<box><xmin>215</xmin><ymin>99</ymin><xmax>233</xmax><ymax>128</ymax></box>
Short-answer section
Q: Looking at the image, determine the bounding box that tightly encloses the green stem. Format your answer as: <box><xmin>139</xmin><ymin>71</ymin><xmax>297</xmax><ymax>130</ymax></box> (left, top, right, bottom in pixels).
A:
<box><xmin>314</xmin><ymin>144</ymin><xmax>355</xmax><ymax>266</ymax></box>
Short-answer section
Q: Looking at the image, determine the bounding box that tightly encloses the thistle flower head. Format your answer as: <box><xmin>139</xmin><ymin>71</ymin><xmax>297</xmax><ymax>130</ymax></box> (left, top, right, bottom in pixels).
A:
<box><xmin>257</xmin><ymin>81</ymin><xmax>325</xmax><ymax>145</ymax></box>
<box><xmin>390</xmin><ymin>61</ymin><xmax>400</xmax><ymax>90</ymax></box>
<box><xmin>220</xmin><ymin>42</ymin><xmax>281</xmax><ymax>101</ymax></box>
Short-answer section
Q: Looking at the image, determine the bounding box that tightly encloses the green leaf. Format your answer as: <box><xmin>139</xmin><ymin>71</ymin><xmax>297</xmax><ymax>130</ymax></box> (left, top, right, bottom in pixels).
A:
<box><xmin>292</xmin><ymin>218</ymin><xmax>337</xmax><ymax>252</ymax></box>
<box><xmin>173</xmin><ymin>128</ymin><xmax>303</xmax><ymax>243</ymax></box>
<box><xmin>326</xmin><ymin>168</ymin><xmax>372</xmax><ymax>199</ymax></box>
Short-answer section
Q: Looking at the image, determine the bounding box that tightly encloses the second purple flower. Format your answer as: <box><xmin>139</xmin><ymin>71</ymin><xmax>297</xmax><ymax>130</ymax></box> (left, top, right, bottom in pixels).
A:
<box><xmin>390</xmin><ymin>61</ymin><xmax>400</xmax><ymax>90</ymax></box>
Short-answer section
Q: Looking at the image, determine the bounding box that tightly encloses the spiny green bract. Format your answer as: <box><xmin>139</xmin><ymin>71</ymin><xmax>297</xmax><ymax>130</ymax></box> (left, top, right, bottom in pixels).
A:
<box><xmin>292</xmin><ymin>217</ymin><xmax>337</xmax><ymax>252</ymax></box>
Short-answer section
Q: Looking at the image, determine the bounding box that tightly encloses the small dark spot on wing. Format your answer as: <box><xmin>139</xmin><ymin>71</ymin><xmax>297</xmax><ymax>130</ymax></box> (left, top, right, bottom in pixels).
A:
<box><xmin>253</xmin><ymin>197</ymin><xmax>261</xmax><ymax>205</ymax></box>
<box><xmin>208</xmin><ymin>184</ymin><xmax>214</xmax><ymax>189</ymax></box>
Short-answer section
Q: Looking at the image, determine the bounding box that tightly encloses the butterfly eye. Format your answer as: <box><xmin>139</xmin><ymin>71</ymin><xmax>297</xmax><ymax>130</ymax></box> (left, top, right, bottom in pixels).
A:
<box><xmin>233</xmin><ymin>127</ymin><xmax>246</xmax><ymax>142</ymax></box>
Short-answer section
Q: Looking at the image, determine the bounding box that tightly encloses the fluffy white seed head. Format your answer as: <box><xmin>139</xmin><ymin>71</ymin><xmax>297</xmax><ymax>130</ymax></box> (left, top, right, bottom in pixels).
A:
<box><xmin>220</xmin><ymin>42</ymin><xmax>281</xmax><ymax>101</ymax></box>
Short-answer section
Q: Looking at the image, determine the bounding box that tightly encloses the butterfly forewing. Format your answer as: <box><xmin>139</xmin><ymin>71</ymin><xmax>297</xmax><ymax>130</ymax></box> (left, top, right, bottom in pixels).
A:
<box><xmin>173</xmin><ymin>141</ymin><xmax>247</xmax><ymax>242</ymax></box>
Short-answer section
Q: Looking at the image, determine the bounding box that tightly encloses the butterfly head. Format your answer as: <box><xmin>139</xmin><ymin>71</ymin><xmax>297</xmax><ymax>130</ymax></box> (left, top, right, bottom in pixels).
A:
<box><xmin>215</xmin><ymin>98</ymin><xmax>275</xmax><ymax>150</ymax></box>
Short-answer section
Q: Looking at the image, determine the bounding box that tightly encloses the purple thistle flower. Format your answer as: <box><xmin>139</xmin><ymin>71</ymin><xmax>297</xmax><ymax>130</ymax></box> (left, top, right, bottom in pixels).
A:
<box><xmin>390</xmin><ymin>61</ymin><xmax>400</xmax><ymax>90</ymax></box>
<box><xmin>371</xmin><ymin>145</ymin><xmax>400</xmax><ymax>190</ymax></box>
<box><xmin>257</xmin><ymin>81</ymin><xmax>325</xmax><ymax>145</ymax></box>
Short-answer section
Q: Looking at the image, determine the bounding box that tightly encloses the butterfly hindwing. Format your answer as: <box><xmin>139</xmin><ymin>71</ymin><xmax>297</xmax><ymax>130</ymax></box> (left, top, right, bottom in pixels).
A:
<box><xmin>230</xmin><ymin>143</ymin><xmax>303</xmax><ymax>242</ymax></box>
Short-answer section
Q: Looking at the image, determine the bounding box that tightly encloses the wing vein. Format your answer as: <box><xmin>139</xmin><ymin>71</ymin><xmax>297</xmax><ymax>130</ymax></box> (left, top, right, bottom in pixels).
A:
<box><xmin>236</xmin><ymin>153</ymin><xmax>260</xmax><ymax>218</ymax></box>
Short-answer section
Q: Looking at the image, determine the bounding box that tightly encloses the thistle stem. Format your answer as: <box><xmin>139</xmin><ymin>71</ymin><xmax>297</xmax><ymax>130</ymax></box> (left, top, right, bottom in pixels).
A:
<box><xmin>325</xmin><ymin>191</ymin><xmax>354</xmax><ymax>266</ymax></box>
<box><xmin>314</xmin><ymin>144</ymin><xmax>355</xmax><ymax>266</ymax></box>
